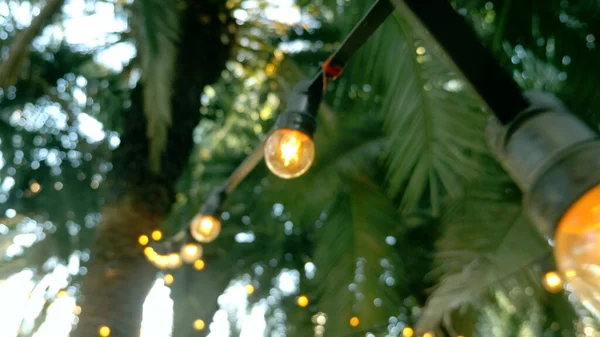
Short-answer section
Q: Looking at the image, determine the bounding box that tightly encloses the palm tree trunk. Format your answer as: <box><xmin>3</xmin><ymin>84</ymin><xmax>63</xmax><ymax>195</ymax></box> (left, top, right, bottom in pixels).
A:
<box><xmin>72</xmin><ymin>1</ymin><xmax>234</xmax><ymax>336</ymax></box>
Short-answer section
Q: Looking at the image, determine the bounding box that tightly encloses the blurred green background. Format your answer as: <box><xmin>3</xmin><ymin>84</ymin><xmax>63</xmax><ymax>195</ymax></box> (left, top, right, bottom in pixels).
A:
<box><xmin>0</xmin><ymin>0</ymin><xmax>599</xmax><ymax>336</ymax></box>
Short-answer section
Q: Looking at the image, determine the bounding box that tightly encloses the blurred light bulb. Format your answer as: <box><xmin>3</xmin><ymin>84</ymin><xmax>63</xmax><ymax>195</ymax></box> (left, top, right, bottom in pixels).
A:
<box><xmin>349</xmin><ymin>317</ymin><xmax>359</xmax><ymax>327</ymax></box>
<box><xmin>423</xmin><ymin>332</ymin><xmax>434</xmax><ymax>337</ymax></box>
<box><xmin>297</xmin><ymin>295</ymin><xmax>309</xmax><ymax>307</ymax></box>
<box><xmin>164</xmin><ymin>274</ymin><xmax>174</xmax><ymax>285</ymax></box>
<box><xmin>190</xmin><ymin>214</ymin><xmax>221</xmax><ymax>243</ymax></box>
<box><xmin>144</xmin><ymin>247</ymin><xmax>156</xmax><ymax>259</ymax></box>
<box><xmin>402</xmin><ymin>327</ymin><xmax>414</xmax><ymax>337</ymax></box>
<box><xmin>153</xmin><ymin>255</ymin><xmax>169</xmax><ymax>269</ymax></box>
<box><xmin>99</xmin><ymin>325</ymin><xmax>111</xmax><ymax>337</ymax></box>
<box><xmin>555</xmin><ymin>184</ymin><xmax>600</xmax><ymax>306</ymax></box>
<box><xmin>181</xmin><ymin>243</ymin><xmax>203</xmax><ymax>263</ymax></box>
<box><xmin>264</xmin><ymin>128</ymin><xmax>315</xmax><ymax>179</ymax></box>
<box><xmin>167</xmin><ymin>253</ymin><xmax>182</xmax><ymax>269</ymax></box>
<box><xmin>138</xmin><ymin>235</ymin><xmax>149</xmax><ymax>246</ymax></box>
<box><xmin>542</xmin><ymin>271</ymin><xmax>563</xmax><ymax>293</ymax></box>
<box><xmin>193</xmin><ymin>319</ymin><xmax>205</xmax><ymax>331</ymax></box>
<box><xmin>194</xmin><ymin>259</ymin><xmax>206</xmax><ymax>270</ymax></box>
<box><xmin>245</xmin><ymin>284</ymin><xmax>255</xmax><ymax>294</ymax></box>
<box><xmin>151</xmin><ymin>230</ymin><xmax>162</xmax><ymax>241</ymax></box>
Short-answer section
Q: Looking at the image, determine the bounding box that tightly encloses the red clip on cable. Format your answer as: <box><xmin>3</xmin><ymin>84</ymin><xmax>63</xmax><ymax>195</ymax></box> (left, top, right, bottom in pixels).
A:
<box><xmin>322</xmin><ymin>56</ymin><xmax>345</xmax><ymax>79</ymax></box>
<box><xmin>321</xmin><ymin>56</ymin><xmax>345</xmax><ymax>90</ymax></box>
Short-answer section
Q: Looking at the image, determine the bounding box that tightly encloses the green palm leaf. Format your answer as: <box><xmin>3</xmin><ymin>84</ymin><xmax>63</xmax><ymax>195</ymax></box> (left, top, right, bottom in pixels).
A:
<box><xmin>333</xmin><ymin>7</ymin><xmax>489</xmax><ymax>215</ymax></box>
<box><xmin>313</xmin><ymin>176</ymin><xmax>403</xmax><ymax>334</ymax></box>
<box><xmin>417</xmin><ymin>162</ymin><xmax>552</xmax><ymax>332</ymax></box>
<box><xmin>131</xmin><ymin>0</ymin><xmax>180</xmax><ymax>172</ymax></box>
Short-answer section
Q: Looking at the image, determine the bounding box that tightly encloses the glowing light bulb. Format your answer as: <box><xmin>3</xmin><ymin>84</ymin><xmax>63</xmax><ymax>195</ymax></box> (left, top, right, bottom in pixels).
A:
<box><xmin>245</xmin><ymin>284</ymin><xmax>255</xmax><ymax>294</ymax></box>
<box><xmin>181</xmin><ymin>243</ymin><xmax>203</xmax><ymax>263</ymax></box>
<box><xmin>164</xmin><ymin>274</ymin><xmax>174</xmax><ymax>285</ymax></box>
<box><xmin>543</xmin><ymin>271</ymin><xmax>563</xmax><ymax>293</ymax></box>
<box><xmin>153</xmin><ymin>255</ymin><xmax>169</xmax><ymax>269</ymax></box>
<box><xmin>144</xmin><ymin>247</ymin><xmax>156</xmax><ymax>259</ymax></box>
<box><xmin>194</xmin><ymin>259</ymin><xmax>206</xmax><ymax>270</ymax></box>
<box><xmin>349</xmin><ymin>317</ymin><xmax>359</xmax><ymax>327</ymax></box>
<box><xmin>423</xmin><ymin>332</ymin><xmax>434</xmax><ymax>337</ymax></box>
<box><xmin>555</xmin><ymin>184</ymin><xmax>600</xmax><ymax>307</ymax></box>
<box><xmin>402</xmin><ymin>327</ymin><xmax>414</xmax><ymax>337</ymax></box>
<box><xmin>264</xmin><ymin>128</ymin><xmax>315</xmax><ymax>179</ymax></box>
<box><xmin>167</xmin><ymin>253</ymin><xmax>182</xmax><ymax>269</ymax></box>
<box><xmin>297</xmin><ymin>295</ymin><xmax>309</xmax><ymax>307</ymax></box>
<box><xmin>99</xmin><ymin>325</ymin><xmax>111</xmax><ymax>337</ymax></box>
<box><xmin>193</xmin><ymin>319</ymin><xmax>205</xmax><ymax>331</ymax></box>
<box><xmin>30</xmin><ymin>182</ymin><xmax>41</xmax><ymax>193</ymax></box>
<box><xmin>151</xmin><ymin>230</ymin><xmax>162</xmax><ymax>241</ymax></box>
<box><xmin>190</xmin><ymin>214</ymin><xmax>221</xmax><ymax>243</ymax></box>
<box><xmin>138</xmin><ymin>235</ymin><xmax>149</xmax><ymax>246</ymax></box>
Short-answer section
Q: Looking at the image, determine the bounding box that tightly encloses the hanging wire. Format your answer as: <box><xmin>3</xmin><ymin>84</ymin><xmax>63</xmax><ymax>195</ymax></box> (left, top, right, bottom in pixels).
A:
<box><xmin>146</xmin><ymin>0</ymin><xmax>395</xmax><ymax>255</ymax></box>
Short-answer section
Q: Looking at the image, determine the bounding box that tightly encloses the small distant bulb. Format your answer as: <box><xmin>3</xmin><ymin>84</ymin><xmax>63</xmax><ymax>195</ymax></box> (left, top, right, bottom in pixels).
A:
<box><xmin>297</xmin><ymin>295</ymin><xmax>309</xmax><ymax>307</ymax></box>
<box><xmin>144</xmin><ymin>247</ymin><xmax>155</xmax><ymax>258</ymax></box>
<box><xmin>194</xmin><ymin>259</ymin><xmax>206</xmax><ymax>270</ymax></box>
<box><xmin>164</xmin><ymin>274</ymin><xmax>174</xmax><ymax>285</ymax></box>
<box><xmin>181</xmin><ymin>243</ymin><xmax>203</xmax><ymax>263</ymax></box>
<box><xmin>402</xmin><ymin>327</ymin><xmax>414</xmax><ymax>337</ymax></box>
<box><xmin>264</xmin><ymin>128</ymin><xmax>315</xmax><ymax>179</ymax></box>
<box><xmin>98</xmin><ymin>325</ymin><xmax>111</xmax><ymax>337</ymax></box>
<box><xmin>193</xmin><ymin>319</ymin><xmax>205</xmax><ymax>331</ymax></box>
<box><xmin>245</xmin><ymin>284</ymin><xmax>255</xmax><ymax>294</ymax></box>
<box><xmin>138</xmin><ymin>235</ymin><xmax>149</xmax><ymax>246</ymax></box>
<box><xmin>153</xmin><ymin>255</ymin><xmax>169</xmax><ymax>269</ymax></box>
<box><xmin>151</xmin><ymin>230</ymin><xmax>162</xmax><ymax>241</ymax></box>
<box><xmin>349</xmin><ymin>316</ymin><xmax>359</xmax><ymax>327</ymax></box>
<box><xmin>167</xmin><ymin>253</ymin><xmax>182</xmax><ymax>269</ymax></box>
<box><xmin>190</xmin><ymin>214</ymin><xmax>221</xmax><ymax>243</ymax></box>
<box><xmin>543</xmin><ymin>271</ymin><xmax>563</xmax><ymax>293</ymax></box>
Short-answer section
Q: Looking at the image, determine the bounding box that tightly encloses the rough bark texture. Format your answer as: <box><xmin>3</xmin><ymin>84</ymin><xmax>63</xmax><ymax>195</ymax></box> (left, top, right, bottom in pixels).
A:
<box><xmin>73</xmin><ymin>1</ymin><xmax>233</xmax><ymax>336</ymax></box>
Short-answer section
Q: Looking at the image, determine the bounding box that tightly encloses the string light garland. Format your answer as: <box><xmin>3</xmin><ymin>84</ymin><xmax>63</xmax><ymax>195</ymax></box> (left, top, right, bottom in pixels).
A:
<box><xmin>141</xmin><ymin>0</ymin><xmax>395</xmax><ymax>267</ymax></box>
<box><xmin>135</xmin><ymin>0</ymin><xmax>600</xmax><ymax>322</ymax></box>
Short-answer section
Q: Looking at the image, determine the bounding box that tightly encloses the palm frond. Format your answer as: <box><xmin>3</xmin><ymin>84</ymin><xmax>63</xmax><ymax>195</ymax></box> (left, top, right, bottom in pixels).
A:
<box><xmin>417</xmin><ymin>162</ymin><xmax>552</xmax><ymax>332</ymax></box>
<box><xmin>331</xmin><ymin>8</ymin><xmax>489</xmax><ymax>215</ymax></box>
<box><xmin>312</xmin><ymin>176</ymin><xmax>403</xmax><ymax>334</ymax></box>
<box><xmin>131</xmin><ymin>0</ymin><xmax>180</xmax><ymax>172</ymax></box>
